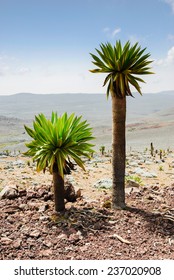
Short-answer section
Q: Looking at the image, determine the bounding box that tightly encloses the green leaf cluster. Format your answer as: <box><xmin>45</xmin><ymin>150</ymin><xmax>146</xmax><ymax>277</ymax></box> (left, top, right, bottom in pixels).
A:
<box><xmin>90</xmin><ymin>40</ymin><xmax>154</xmax><ymax>98</ymax></box>
<box><xmin>24</xmin><ymin>112</ymin><xmax>95</xmax><ymax>177</ymax></box>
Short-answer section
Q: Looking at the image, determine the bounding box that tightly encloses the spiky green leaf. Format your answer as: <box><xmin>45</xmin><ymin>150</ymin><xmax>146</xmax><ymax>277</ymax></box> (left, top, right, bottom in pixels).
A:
<box><xmin>24</xmin><ymin>112</ymin><xmax>95</xmax><ymax>177</ymax></box>
<box><xmin>90</xmin><ymin>40</ymin><xmax>154</xmax><ymax>98</ymax></box>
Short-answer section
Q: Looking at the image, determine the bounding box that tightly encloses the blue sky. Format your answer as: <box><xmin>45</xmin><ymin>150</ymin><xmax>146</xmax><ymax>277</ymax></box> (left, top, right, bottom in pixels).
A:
<box><xmin>0</xmin><ymin>0</ymin><xmax>174</xmax><ymax>95</ymax></box>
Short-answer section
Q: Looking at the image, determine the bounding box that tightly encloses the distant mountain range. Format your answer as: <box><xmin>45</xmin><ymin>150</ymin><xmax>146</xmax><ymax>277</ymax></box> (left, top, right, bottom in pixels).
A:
<box><xmin>0</xmin><ymin>91</ymin><xmax>174</xmax><ymax>151</ymax></box>
<box><xmin>0</xmin><ymin>90</ymin><xmax>174</xmax><ymax>124</ymax></box>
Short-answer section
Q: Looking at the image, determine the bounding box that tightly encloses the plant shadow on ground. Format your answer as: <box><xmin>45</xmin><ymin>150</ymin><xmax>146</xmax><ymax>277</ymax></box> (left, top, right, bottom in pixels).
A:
<box><xmin>1</xmin><ymin>194</ymin><xmax>173</xmax><ymax>260</ymax></box>
<box><xmin>46</xmin><ymin>201</ymin><xmax>174</xmax><ymax>240</ymax></box>
<box><xmin>125</xmin><ymin>205</ymin><xmax>174</xmax><ymax>238</ymax></box>
<box><xmin>47</xmin><ymin>205</ymin><xmax>114</xmax><ymax>237</ymax></box>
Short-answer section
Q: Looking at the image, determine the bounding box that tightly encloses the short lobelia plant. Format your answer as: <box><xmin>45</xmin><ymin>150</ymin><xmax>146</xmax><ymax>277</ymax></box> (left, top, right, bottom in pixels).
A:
<box><xmin>24</xmin><ymin>112</ymin><xmax>95</xmax><ymax>212</ymax></box>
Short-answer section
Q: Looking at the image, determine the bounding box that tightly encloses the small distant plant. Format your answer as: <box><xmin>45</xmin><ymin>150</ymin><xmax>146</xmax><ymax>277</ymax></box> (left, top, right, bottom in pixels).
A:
<box><xmin>24</xmin><ymin>112</ymin><xmax>95</xmax><ymax>212</ymax></box>
<box><xmin>167</xmin><ymin>147</ymin><xmax>172</xmax><ymax>154</ymax></box>
<box><xmin>159</xmin><ymin>165</ymin><xmax>164</xmax><ymax>171</ymax></box>
<box><xmin>91</xmin><ymin>151</ymin><xmax>94</xmax><ymax>158</ymax></box>
<box><xmin>150</xmin><ymin>142</ymin><xmax>154</xmax><ymax>157</ymax></box>
<box><xmin>26</xmin><ymin>160</ymin><xmax>31</xmax><ymax>166</ymax></box>
<box><xmin>5</xmin><ymin>149</ymin><xmax>10</xmax><ymax>156</ymax></box>
<box><xmin>100</xmin><ymin>145</ymin><xmax>105</xmax><ymax>155</ymax></box>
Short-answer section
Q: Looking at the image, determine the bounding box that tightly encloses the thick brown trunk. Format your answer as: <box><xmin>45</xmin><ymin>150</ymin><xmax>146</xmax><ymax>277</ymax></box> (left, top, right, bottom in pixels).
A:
<box><xmin>112</xmin><ymin>94</ymin><xmax>126</xmax><ymax>209</ymax></box>
<box><xmin>53</xmin><ymin>163</ymin><xmax>65</xmax><ymax>212</ymax></box>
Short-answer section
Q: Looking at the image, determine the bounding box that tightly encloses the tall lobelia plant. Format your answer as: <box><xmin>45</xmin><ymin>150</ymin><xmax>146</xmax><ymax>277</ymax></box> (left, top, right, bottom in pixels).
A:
<box><xmin>90</xmin><ymin>40</ymin><xmax>154</xmax><ymax>209</ymax></box>
<box><xmin>24</xmin><ymin>112</ymin><xmax>95</xmax><ymax>212</ymax></box>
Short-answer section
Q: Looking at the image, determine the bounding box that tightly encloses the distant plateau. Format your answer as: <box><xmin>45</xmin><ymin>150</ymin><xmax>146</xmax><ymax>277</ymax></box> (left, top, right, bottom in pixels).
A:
<box><xmin>0</xmin><ymin>91</ymin><xmax>174</xmax><ymax>152</ymax></box>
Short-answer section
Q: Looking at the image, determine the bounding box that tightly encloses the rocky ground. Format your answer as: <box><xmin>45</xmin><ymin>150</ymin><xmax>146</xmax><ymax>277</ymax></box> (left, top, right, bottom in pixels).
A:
<box><xmin>0</xmin><ymin>149</ymin><xmax>174</xmax><ymax>260</ymax></box>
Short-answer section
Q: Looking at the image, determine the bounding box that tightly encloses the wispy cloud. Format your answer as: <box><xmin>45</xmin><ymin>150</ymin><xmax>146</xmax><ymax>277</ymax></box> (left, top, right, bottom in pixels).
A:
<box><xmin>167</xmin><ymin>45</ymin><xmax>174</xmax><ymax>62</ymax></box>
<box><xmin>112</xmin><ymin>28</ymin><xmax>121</xmax><ymax>37</ymax></box>
<box><xmin>0</xmin><ymin>55</ymin><xmax>11</xmax><ymax>76</ymax></box>
<box><xmin>164</xmin><ymin>0</ymin><xmax>174</xmax><ymax>13</ymax></box>
<box><xmin>16</xmin><ymin>67</ymin><xmax>30</xmax><ymax>75</ymax></box>
<box><xmin>103</xmin><ymin>27</ymin><xmax>110</xmax><ymax>33</ymax></box>
<box><xmin>168</xmin><ymin>34</ymin><xmax>174</xmax><ymax>40</ymax></box>
<box><xmin>103</xmin><ymin>26</ymin><xmax>121</xmax><ymax>38</ymax></box>
<box><xmin>128</xmin><ymin>35</ymin><xmax>140</xmax><ymax>44</ymax></box>
<box><xmin>155</xmin><ymin>45</ymin><xmax>174</xmax><ymax>65</ymax></box>
<box><xmin>0</xmin><ymin>54</ymin><xmax>31</xmax><ymax>76</ymax></box>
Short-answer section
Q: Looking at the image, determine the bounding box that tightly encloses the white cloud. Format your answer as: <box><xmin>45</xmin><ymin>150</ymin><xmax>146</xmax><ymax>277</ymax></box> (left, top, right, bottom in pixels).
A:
<box><xmin>103</xmin><ymin>27</ymin><xmax>110</xmax><ymax>33</ymax></box>
<box><xmin>155</xmin><ymin>45</ymin><xmax>174</xmax><ymax>65</ymax></box>
<box><xmin>128</xmin><ymin>35</ymin><xmax>140</xmax><ymax>44</ymax></box>
<box><xmin>16</xmin><ymin>67</ymin><xmax>30</xmax><ymax>75</ymax></box>
<box><xmin>164</xmin><ymin>0</ymin><xmax>174</xmax><ymax>13</ymax></box>
<box><xmin>112</xmin><ymin>28</ymin><xmax>121</xmax><ymax>37</ymax></box>
<box><xmin>0</xmin><ymin>46</ymin><xmax>174</xmax><ymax>95</ymax></box>
<box><xmin>103</xmin><ymin>26</ymin><xmax>121</xmax><ymax>38</ymax></box>
<box><xmin>141</xmin><ymin>46</ymin><xmax>174</xmax><ymax>93</ymax></box>
<box><xmin>0</xmin><ymin>54</ymin><xmax>31</xmax><ymax>76</ymax></box>
<box><xmin>0</xmin><ymin>56</ymin><xmax>11</xmax><ymax>76</ymax></box>
<box><xmin>168</xmin><ymin>34</ymin><xmax>174</xmax><ymax>40</ymax></box>
<box><xmin>167</xmin><ymin>46</ymin><xmax>174</xmax><ymax>61</ymax></box>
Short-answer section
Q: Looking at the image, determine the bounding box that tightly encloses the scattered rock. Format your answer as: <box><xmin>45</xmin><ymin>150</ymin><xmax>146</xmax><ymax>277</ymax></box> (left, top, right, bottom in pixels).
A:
<box><xmin>0</xmin><ymin>185</ymin><xmax>18</xmax><ymax>199</ymax></box>
<box><xmin>129</xmin><ymin>161</ymin><xmax>139</xmax><ymax>167</ymax></box>
<box><xmin>12</xmin><ymin>160</ymin><xmax>25</xmax><ymax>167</ymax></box>
<box><xmin>125</xmin><ymin>187</ymin><xmax>133</xmax><ymax>195</ymax></box>
<box><xmin>64</xmin><ymin>181</ymin><xmax>76</xmax><ymax>202</ymax></box>
<box><xmin>29</xmin><ymin>230</ymin><xmax>40</xmax><ymax>238</ymax></box>
<box><xmin>126</xmin><ymin>179</ymin><xmax>140</xmax><ymax>188</ymax></box>
<box><xmin>43</xmin><ymin>240</ymin><xmax>52</xmax><ymax>248</ymax></box>
<box><xmin>40</xmin><ymin>249</ymin><xmax>53</xmax><ymax>257</ymax></box>
<box><xmin>134</xmin><ymin>168</ymin><xmax>157</xmax><ymax>178</ymax></box>
<box><xmin>38</xmin><ymin>204</ymin><xmax>48</xmax><ymax>212</ymax></box>
<box><xmin>69</xmin><ymin>232</ymin><xmax>81</xmax><ymax>242</ymax></box>
<box><xmin>93</xmin><ymin>178</ymin><xmax>112</xmax><ymax>189</ymax></box>
<box><xmin>1</xmin><ymin>237</ymin><xmax>13</xmax><ymax>245</ymax></box>
<box><xmin>3</xmin><ymin>205</ymin><xmax>21</xmax><ymax>214</ymax></box>
<box><xmin>13</xmin><ymin>239</ymin><xmax>22</xmax><ymax>249</ymax></box>
<box><xmin>0</xmin><ymin>150</ymin><xmax>174</xmax><ymax>260</ymax></box>
<box><xmin>57</xmin><ymin>233</ymin><xmax>67</xmax><ymax>239</ymax></box>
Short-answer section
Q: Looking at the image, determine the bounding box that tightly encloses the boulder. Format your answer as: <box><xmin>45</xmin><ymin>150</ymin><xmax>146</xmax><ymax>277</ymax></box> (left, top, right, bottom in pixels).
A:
<box><xmin>126</xmin><ymin>179</ymin><xmax>140</xmax><ymax>188</ymax></box>
<box><xmin>64</xmin><ymin>181</ymin><xmax>77</xmax><ymax>202</ymax></box>
<box><xmin>93</xmin><ymin>178</ymin><xmax>112</xmax><ymax>189</ymax></box>
<box><xmin>134</xmin><ymin>168</ymin><xmax>157</xmax><ymax>178</ymax></box>
<box><xmin>129</xmin><ymin>161</ymin><xmax>139</xmax><ymax>167</ymax></box>
<box><xmin>0</xmin><ymin>185</ymin><xmax>18</xmax><ymax>199</ymax></box>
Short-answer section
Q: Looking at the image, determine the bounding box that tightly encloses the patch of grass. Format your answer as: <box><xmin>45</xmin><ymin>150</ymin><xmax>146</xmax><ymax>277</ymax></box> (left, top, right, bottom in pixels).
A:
<box><xmin>125</xmin><ymin>175</ymin><xmax>143</xmax><ymax>185</ymax></box>
<box><xmin>159</xmin><ymin>165</ymin><xmax>164</xmax><ymax>171</ymax></box>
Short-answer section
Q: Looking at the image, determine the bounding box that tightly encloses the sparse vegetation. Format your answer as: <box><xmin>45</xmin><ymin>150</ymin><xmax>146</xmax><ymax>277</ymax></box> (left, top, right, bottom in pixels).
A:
<box><xmin>26</xmin><ymin>160</ymin><xmax>31</xmax><ymax>167</ymax></box>
<box><xmin>99</xmin><ymin>145</ymin><xmax>105</xmax><ymax>155</ymax></box>
<box><xmin>125</xmin><ymin>175</ymin><xmax>143</xmax><ymax>185</ymax></box>
<box><xmin>159</xmin><ymin>165</ymin><xmax>164</xmax><ymax>171</ymax></box>
<box><xmin>150</xmin><ymin>142</ymin><xmax>154</xmax><ymax>157</ymax></box>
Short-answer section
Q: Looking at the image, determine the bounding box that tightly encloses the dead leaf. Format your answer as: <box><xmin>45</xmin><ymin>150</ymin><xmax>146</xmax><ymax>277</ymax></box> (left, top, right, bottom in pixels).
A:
<box><xmin>112</xmin><ymin>234</ymin><xmax>131</xmax><ymax>244</ymax></box>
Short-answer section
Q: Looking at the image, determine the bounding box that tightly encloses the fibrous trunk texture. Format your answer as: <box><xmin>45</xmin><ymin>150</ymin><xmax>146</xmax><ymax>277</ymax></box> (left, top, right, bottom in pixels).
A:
<box><xmin>112</xmin><ymin>94</ymin><xmax>126</xmax><ymax>209</ymax></box>
<box><xmin>53</xmin><ymin>163</ymin><xmax>65</xmax><ymax>212</ymax></box>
